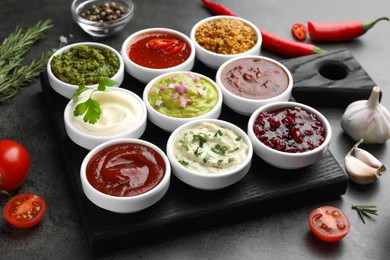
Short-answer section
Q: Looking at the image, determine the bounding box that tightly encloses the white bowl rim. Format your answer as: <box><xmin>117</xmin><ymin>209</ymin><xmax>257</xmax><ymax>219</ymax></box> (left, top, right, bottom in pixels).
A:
<box><xmin>167</xmin><ymin>118</ymin><xmax>253</xmax><ymax>178</ymax></box>
<box><xmin>216</xmin><ymin>55</ymin><xmax>293</xmax><ymax>104</ymax></box>
<box><xmin>64</xmin><ymin>87</ymin><xmax>147</xmax><ymax>140</ymax></box>
<box><xmin>142</xmin><ymin>71</ymin><xmax>223</xmax><ymax>122</ymax></box>
<box><xmin>248</xmin><ymin>101</ymin><xmax>332</xmax><ymax>157</ymax></box>
<box><xmin>47</xmin><ymin>41</ymin><xmax>124</xmax><ymax>89</ymax></box>
<box><xmin>80</xmin><ymin>138</ymin><xmax>171</xmax><ymax>201</ymax></box>
<box><xmin>190</xmin><ymin>15</ymin><xmax>262</xmax><ymax>58</ymax></box>
<box><xmin>121</xmin><ymin>27</ymin><xmax>196</xmax><ymax>72</ymax></box>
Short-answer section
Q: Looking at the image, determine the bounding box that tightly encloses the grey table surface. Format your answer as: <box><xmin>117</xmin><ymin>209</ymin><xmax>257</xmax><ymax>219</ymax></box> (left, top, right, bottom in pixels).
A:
<box><xmin>1</xmin><ymin>0</ymin><xmax>390</xmax><ymax>259</ymax></box>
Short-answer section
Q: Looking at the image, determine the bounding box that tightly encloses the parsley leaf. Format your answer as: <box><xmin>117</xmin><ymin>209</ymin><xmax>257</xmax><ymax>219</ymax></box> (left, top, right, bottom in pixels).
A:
<box><xmin>98</xmin><ymin>78</ymin><xmax>117</xmax><ymax>91</ymax></box>
<box><xmin>71</xmin><ymin>78</ymin><xmax>118</xmax><ymax>124</ymax></box>
<box><xmin>74</xmin><ymin>98</ymin><xmax>102</xmax><ymax>124</ymax></box>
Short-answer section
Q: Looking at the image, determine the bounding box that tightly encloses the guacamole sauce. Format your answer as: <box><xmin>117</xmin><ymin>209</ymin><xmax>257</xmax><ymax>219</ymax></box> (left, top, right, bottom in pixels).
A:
<box><xmin>147</xmin><ymin>72</ymin><xmax>219</xmax><ymax>118</ymax></box>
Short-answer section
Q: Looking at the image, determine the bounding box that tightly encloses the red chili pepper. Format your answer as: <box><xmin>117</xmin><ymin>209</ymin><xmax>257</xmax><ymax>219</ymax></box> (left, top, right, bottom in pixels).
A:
<box><xmin>260</xmin><ymin>29</ymin><xmax>324</xmax><ymax>57</ymax></box>
<box><xmin>148</xmin><ymin>38</ymin><xmax>175</xmax><ymax>49</ymax></box>
<box><xmin>201</xmin><ymin>0</ymin><xmax>238</xmax><ymax>16</ymax></box>
<box><xmin>200</xmin><ymin>0</ymin><xmax>325</xmax><ymax>57</ymax></box>
<box><xmin>163</xmin><ymin>42</ymin><xmax>185</xmax><ymax>55</ymax></box>
<box><xmin>291</xmin><ymin>23</ymin><xmax>307</xmax><ymax>41</ymax></box>
<box><xmin>308</xmin><ymin>17</ymin><xmax>389</xmax><ymax>41</ymax></box>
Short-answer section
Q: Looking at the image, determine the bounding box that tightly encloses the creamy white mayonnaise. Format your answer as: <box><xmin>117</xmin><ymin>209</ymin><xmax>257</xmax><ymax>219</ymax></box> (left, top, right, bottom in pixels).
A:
<box><xmin>173</xmin><ymin>122</ymin><xmax>249</xmax><ymax>174</ymax></box>
<box><xmin>69</xmin><ymin>89</ymin><xmax>144</xmax><ymax>136</ymax></box>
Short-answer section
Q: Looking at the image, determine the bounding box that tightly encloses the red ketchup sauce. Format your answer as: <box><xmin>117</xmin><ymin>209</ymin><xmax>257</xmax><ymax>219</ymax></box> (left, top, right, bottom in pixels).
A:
<box><xmin>221</xmin><ymin>58</ymin><xmax>289</xmax><ymax>100</ymax></box>
<box><xmin>128</xmin><ymin>32</ymin><xmax>191</xmax><ymax>69</ymax></box>
<box><xmin>253</xmin><ymin>106</ymin><xmax>326</xmax><ymax>153</ymax></box>
<box><xmin>86</xmin><ymin>143</ymin><xmax>166</xmax><ymax>197</ymax></box>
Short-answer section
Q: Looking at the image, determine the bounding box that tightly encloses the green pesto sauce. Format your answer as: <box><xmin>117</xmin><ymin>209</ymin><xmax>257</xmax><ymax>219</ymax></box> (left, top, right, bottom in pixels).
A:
<box><xmin>50</xmin><ymin>45</ymin><xmax>120</xmax><ymax>85</ymax></box>
<box><xmin>148</xmin><ymin>72</ymin><xmax>219</xmax><ymax>118</ymax></box>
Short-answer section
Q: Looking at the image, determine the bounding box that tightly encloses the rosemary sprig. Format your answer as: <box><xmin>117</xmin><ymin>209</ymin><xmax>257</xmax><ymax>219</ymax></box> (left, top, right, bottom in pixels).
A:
<box><xmin>0</xmin><ymin>19</ymin><xmax>53</xmax><ymax>102</ymax></box>
<box><xmin>351</xmin><ymin>205</ymin><xmax>378</xmax><ymax>224</ymax></box>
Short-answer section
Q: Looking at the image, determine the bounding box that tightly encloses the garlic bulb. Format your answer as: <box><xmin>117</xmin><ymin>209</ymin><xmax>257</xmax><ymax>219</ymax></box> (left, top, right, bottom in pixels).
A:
<box><xmin>345</xmin><ymin>139</ymin><xmax>386</xmax><ymax>184</ymax></box>
<box><xmin>341</xmin><ymin>86</ymin><xmax>390</xmax><ymax>144</ymax></box>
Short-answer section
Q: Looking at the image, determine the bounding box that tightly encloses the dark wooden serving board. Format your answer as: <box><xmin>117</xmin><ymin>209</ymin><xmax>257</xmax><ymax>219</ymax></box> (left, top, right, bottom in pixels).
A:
<box><xmin>40</xmin><ymin>50</ymin><xmax>353</xmax><ymax>255</ymax></box>
<box><xmin>282</xmin><ymin>48</ymin><xmax>377</xmax><ymax>107</ymax></box>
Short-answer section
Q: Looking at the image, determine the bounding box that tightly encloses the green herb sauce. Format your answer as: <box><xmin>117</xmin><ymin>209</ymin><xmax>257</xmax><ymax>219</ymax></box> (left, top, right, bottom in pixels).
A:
<box><xmin>50</xmin><ymin>45</ymin><xmax>120</xmax><ymax>85</ymax></box>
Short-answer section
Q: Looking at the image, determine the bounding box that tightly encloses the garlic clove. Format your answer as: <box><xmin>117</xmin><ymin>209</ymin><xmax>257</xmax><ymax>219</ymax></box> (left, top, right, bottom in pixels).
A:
<box><xmin>354</xmin><ymin>147</ymin><xmax>386</xmax><ymax>172</ymax></box>
<box><xmin>345</xmin><ymin>155</ymin><xmax>381</xmax><ymax>185</ymax></box>
<box><xmin>341</xmin><ymin>86</ymin><xmax>390</xmax><ymax>144</ymax></box>
<box><xmin>344</xmin><ymin>139</ymin><xmax>386</xmax><ymax>185</ymax></box>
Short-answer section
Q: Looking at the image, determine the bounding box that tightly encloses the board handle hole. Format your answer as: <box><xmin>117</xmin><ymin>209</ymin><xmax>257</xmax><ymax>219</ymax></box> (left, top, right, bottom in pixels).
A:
<box><xmin>319</xmin><ymin>62</ymin><xmax>348</xmax><ymax>80</ymax></box>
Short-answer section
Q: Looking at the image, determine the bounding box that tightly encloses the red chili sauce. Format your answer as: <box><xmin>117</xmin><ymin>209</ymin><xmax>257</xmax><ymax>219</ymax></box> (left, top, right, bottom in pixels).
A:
<box><xmin>86</xmin><ymin>143</ymin><xmax>166</xmax><ymax>197</ymax></box>
<box><xmin>221</xmin><ymin>58</ymin><xmax>289</xmax><ymax>100</ymax></box>
<box><xmin>128</xmin><ymin>32</ymin><xmax>191</xmax><ymax>69</ymax></box>
<box><xmin>253</xmin><ymin>106</ymin><xmax>326</xmax><ymax>153</ymax></box>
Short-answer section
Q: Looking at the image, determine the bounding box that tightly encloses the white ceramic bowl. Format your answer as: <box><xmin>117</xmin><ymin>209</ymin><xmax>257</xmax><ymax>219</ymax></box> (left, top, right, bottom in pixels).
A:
<box><xmin>71</xmin><ymin>0</ymin><xmax>134</xmax><ymax>37</ymax></box>
<box><xmin>247</xmin><ymin>101</ymin><xmax>332</xmax><ymax>169</ymax></box>
<box><xmin>64</xmin><ymin>87</ymin><xmax>147</xmax><ymax>150</ymax></box>
<box><xmin>143</xmin><ymin>71</ymin><xmax>223</xmax><ymax>132</ymax></box>
<box><xmin>167</xmin><ymin>119</ymin><xmax>253</xmax><ymax>190</ymax></box>
<box><xmin>216</xmin><ymin>55</ymin><xmax>293</xmax><ymax>116</ymax></box>
<box><xmin>47</xmin><ymin>42</ymin><xmax>124</xmax><ymax>99</ymax></box>
<box><xmin>80</xmin><ymin>138</ymin><xmax>171</xmax><ymax>213</ymax></box>
<box><xmin>190</xmin><ymin>15</ymin><xmax>262</xmax><ymax>70</ymax></box>
<box><xmin>121</xmin><ymin>28</ymin><xmax>195</xmax><ymax>83</ymax></box>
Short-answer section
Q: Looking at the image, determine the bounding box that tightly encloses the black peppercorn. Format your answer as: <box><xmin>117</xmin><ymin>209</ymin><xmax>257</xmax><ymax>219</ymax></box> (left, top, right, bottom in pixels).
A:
<box><xmin>80</xmin><ymin>1</ymin><xmax>127</xmax><ymax>22</ymax></box>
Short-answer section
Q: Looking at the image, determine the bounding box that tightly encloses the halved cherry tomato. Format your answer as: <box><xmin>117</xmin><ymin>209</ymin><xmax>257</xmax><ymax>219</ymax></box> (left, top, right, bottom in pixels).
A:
<box><xmin>3</xmin><ymin>193</ymin><xmax>46</xmax><ymax>229</ymax></box>
<box><xmin>148</xmin><ymin>38</ymin><xmax>175</xmax><ymax>49</ymax></box>
<box><xmin>163</xmin><ymin>42</ymin><xmax>185</xmax><ymax>55</ymax></box>
<box><xmin>308</xmin><ymin>206</ymin><xmax>350</xmax><ymax>242</ymax></box>
<box><xmin>292</xmin><ymin>23</ymin><xmax>307</xmax><ymax>41</ymax></box>
<box><xmin>0</xmin><ymin>140</ymin><xmax>30</xmax><ymax>192</ymax></box>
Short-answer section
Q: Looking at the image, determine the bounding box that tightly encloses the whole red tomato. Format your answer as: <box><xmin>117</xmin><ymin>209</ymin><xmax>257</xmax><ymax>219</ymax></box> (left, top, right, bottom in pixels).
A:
<box><xmin>0</xmin><ymin>140</ymin><xmax>30</xmax><ymax>192</ymax></box>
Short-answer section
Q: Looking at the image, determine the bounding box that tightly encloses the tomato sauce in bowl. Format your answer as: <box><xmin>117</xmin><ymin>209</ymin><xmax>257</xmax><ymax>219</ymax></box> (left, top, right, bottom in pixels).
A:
<box><xmin>128</xmin><ymin>31</ymin><xmax>191</xmax><ymax>69</ymax></box>
<box><xmin>86</xmin><ymin>142</ymin><xmax>166</xmax><ymax>197</ymax></box>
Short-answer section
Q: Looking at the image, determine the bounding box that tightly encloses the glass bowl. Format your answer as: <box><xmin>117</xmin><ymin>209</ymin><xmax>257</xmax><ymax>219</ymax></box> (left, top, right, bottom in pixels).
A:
<box><xmin>71</xmin><ymin>0</ymin><xmax>134</xmax><ymax>37</ymax></box>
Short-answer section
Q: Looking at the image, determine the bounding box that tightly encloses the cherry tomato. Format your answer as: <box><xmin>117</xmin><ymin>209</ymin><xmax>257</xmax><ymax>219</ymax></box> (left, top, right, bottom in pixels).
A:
<box><xmin>0</xmin><ymin>140</ymin><xmax>30</xmax><ymax>192</ymax></box>
<box><xmin>308</xmin><ymin>206</ymin><xmax>350</xmax><ymax>242</ymax></box>
<box><xmin>292</xmin><ymin>23</ymin><xmax>307</xmax><ymax>41</ymax></box>
<box><xmin>163</xmin><ymin>42</ymin><xmax>185</xmax><ymax>55</ymax></box>
<box><xmin>148</xmin><ymin>38</ymin><xmax>175</xmax><ymax>49</ymax></box>
<box><xmin>3</xmin><ymin>193</ymin><xmax>46</xmax><ymax>228</ymax></box>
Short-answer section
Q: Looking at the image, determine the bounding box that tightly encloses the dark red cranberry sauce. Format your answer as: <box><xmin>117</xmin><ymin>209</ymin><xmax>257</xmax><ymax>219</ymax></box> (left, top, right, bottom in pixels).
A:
<box><xmin>253</xmin><ymin>106</ymin><xmax>326</xmax><ymax>153</ymax></box>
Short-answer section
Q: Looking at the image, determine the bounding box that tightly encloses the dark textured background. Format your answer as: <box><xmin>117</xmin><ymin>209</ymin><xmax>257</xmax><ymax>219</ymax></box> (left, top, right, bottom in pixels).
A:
<box><xmin>1</xmin><ymin>0</ymin><xmax>389</xmax><ymax>259</ymax></box>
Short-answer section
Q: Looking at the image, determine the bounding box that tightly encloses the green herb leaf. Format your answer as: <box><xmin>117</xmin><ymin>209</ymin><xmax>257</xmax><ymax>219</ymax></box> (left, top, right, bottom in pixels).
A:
<box><xmin>0</xmin><ymin>20</ymin><xmax>54</xmax><ymax>102</ymax></box>
<box><xmin>194</xmin><ymin>147</ymin><xmax>203</xmax><ymax>157</ymax></box>
<box><xmin>214</xmin><ymin>129</ymin><xmax>223</xmax><ymax>137</ymax></box>
<box><xmin>352</xmin><ymin>205</ymin><xmax>378</xmax><ymax>224</ymax></box>
<box><xmin>74</xmin><ymin>98</ymin><xmax>102</xmax><ymax>124</ymax></box>
<box><xmin>180</xmin><ymin>139</ymin><xmax>190</xmax><ymax>151</ymax></box>
<box><xmin>72</xmin><ymin>85</ymin><xmax>88</xmax><ymax>103</ymax></box>
<box><xmin>203</xmin><ymin>154</ymin><xmax>211</xmax><ymax>163</ymax></box>
<box><xmin>72</xmin><ymin>78</ymin><xmax>118</xmax><ymax>124</ymax></box>
<box><xmin>211</xmin><ymin>144</ymin><xmax>227</xmax><ymax>156</ymax></box>
<box><xmin>97</xmin><ymin>78</ymin><xmax>117</xmax><ymax>91</ymax></box>
<box><xmin>228</xmin><ymin>157</ymin><xmax>235</xmax><ymax>163</ymax></box>
<box><xmin>228</xmin><ymin>147</ymin><xmax>239</xmax><ymax>153</ymax></box>
<box><xmin>193</xmin><ymin>134</ymin><xmax>207</xmax><ymax>148</ymax></box>
<box><xmin>235</xmin><ymin>136</ymin><xmax>242</xmax><ymax>141</ymax></box>
<box><xmin>179</xmin><ymin>160</ymin><xmax>189</xmax><ymax>166</ymax></box>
